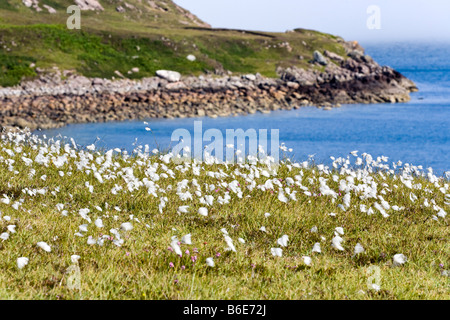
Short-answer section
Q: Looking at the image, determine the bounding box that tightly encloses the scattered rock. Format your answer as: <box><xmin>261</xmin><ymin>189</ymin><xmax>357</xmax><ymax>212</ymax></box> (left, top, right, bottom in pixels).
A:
<box><xmin>313</xmin><ymin>51</ymin><xmax>328</xmax><ymax>66</ymax></box>
<box><xmin>156</xmin><ymin>70</ymin><xmax>181</xmax><ymax>82</ymax></box>
<box><xmin>186</xmin><ymin>54</ymin><xmax>196</xmax><ymax>62</ymax></box>
<box><xmin>74</xmin><ymin>0</ymin><xmax>104</xmax><ymax>11</ymax></box>
<box><xmin>244</xmin><ymin>74</ymin><xmax>256</xmax><ymax>81</ymax></box>
<box><xmin>114</xmin><ymin>70</ymin><xmax>125</xmax><ymax>78</ymax></box>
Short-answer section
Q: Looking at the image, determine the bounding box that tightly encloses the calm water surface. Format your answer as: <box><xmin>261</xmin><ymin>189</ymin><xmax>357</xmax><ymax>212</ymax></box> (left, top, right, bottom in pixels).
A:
<box><xmin>38</xmin><ymin>42</ymin><xmax>450</xmax><ymax>174</ymax></box>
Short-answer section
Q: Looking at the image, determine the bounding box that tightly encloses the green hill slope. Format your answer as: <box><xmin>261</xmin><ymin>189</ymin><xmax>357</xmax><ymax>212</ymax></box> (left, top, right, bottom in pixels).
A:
<box><xmin>0</xmin><ymin>0</ymin><xmax>348</xmax><ymax>87</ymax></box>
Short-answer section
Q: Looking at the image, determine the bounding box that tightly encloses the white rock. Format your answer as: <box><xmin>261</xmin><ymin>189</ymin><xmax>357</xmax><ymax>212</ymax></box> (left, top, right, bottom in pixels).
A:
<box><xmin>156</xmin><ymin>70</ymin><xmax>181</xmax><ymax>82</ymax></box>
<box><xmin>186</xmin><ymin>54</ymin><xmax>196</xmax><ymax>62</ymax></box>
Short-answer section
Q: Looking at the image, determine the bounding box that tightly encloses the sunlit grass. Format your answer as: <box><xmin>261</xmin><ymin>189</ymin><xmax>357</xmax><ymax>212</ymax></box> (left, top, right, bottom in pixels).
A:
<box><xmin>0</xmin><ymin>129</ymin><xmax>448</xmax><ymax>300</ymax></box>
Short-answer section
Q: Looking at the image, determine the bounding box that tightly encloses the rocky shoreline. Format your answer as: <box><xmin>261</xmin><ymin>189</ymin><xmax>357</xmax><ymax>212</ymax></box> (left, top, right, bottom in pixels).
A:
<box><xmin>0</xmin><ymin>44</ymin><xmax>417</xmax><ymax>131</ymax></box>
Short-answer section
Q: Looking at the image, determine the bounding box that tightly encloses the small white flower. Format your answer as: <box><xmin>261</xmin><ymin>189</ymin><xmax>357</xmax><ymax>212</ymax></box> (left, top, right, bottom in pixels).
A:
<box><xmin>0</xmin><ymin>232</ymin><xmax>9</xmax><ymax>240</ymax></box>
<box><xmin>264</xmin><ymin>212</ymin><xmax>271</xmax><ymax>218</ymax></box>
<box><xmin>71</xmin><ymin>255</ymin><xmax>80</xmax><ymax>263</ymax></box>
<box><xmin>238</xmin><ymin>238</ymin><xmax>245</xmax><ymax>244</ymax></box>
<box><xmin>334</xmin><ymin>227</ymin><xmax>344</xmax><ymax>235</ymax></box>
<box><xmin>178</xmin><ymin>206</ymin><xmax>189</xmax><ymax>213</ymax></box>
<box><xmin>259</xmin><ymin>226</ymin><xmax>267</xmax><ymax>232</ymax></box>
<box><xmin>7</xmin><ymin>225</ymin><xmax>16</xmax><ymax>233</ymax></box>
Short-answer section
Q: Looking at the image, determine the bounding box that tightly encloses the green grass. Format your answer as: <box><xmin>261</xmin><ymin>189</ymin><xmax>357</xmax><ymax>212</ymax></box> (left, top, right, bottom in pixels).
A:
<box><xmin>0</xmin><ymin>130</ymin><xmax>448</xmax><ymax>299</ymax></box>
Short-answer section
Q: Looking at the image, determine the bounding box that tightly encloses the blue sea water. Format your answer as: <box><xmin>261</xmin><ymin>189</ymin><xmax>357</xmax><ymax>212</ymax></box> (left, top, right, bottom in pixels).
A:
<box><xmin>38</xmin><ymin>42</ymin><xmax>450</xmax><ymax>175</ymax></box>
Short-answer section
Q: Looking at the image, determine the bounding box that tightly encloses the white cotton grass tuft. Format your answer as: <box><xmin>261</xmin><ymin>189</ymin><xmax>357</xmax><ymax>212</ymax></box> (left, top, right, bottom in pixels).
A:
<box><xmin>170</xmin><ymin>236</ymin><xmax>183</xmax><ymax>256</ymax></box>
<box><xmin>79</xmin><ymin>224</ymin><xmax>88</xmax><ymax>233</ymax></box>
<box><xmin>178</xmin><ymin>206</ymin><xmax>189</xmax><ymax>214</ymax></box>
<box><xmin>393</xmin><ymin>254</ymin><xmax>407</xmax><ymax>267</ymax></box>
<box><xmin>353</xmin><ymin>243</ymin><xmax>365</xmax><ymax>256</ymax></box>
<box><xmin>0</xmin><ymin>232</ymin><xmax>9</xmax><ymax>241</ymax></box>
<box><xmin>120</xmin><ymin>222</ymin><xmax>133</xmax><ymax>231</ymax></box>
<box><xmin>95</xmin><ymin>218</ymin><xmax>104</xmax><ymax>228</ymax></box>
<box><xmin>277</xmin><ymin>235</ymin><xmax>289</xmax><ymax>247</ymax></box>
<box><xmin>331</xmin><ymin>235</ymin><xmax>344</xmax><ymax>251</ymax></box>
<box><xmin>198</xmin><ymin>207</ymin><xmax>208</xmax><ymax>216</ymax></box>
<box><xmin>271</xmin><ymin>248</ymin><xmax>283</xmax><ymax>257</ymax></box>
<box><xmin>334</xmin><ymin>227</ymin><xmax>344</xmax><ymax>235</ymax></box>
<box><xmin>224</xmin><ymin>235</ymin><xmax>236</xmax><ymax>252</ymax></box>
<box><xmin>206</xmin><ymin>257</ymin><xmax>215</xmax><ymax>267</ymax></box>
<box><xmin>37</xmin><ymin>241</ymin><xmax>51</xmax><ymax>252</ymax></box>
<box><xmin>312</xmin><ymin>242</ymin><xmax>321</xmax><ymax>253</ymax></box>
<box><xmin>259</xmin><ymin>226</ymin><xmax>267</xmax><ymax>232</ymax></box>
<box><xmin>181</xmin><ymin>234</ymin><xmax>192</xmax><ymax>245</ymax></box>
<box><xmin>302</xmin><ymin>256</ymin><xmax>312</xmax><ymax>266</ymax></box>
<box><xmin>17</xmin><ymin>257</ymin><xmax>29</xmax><ymax>269</ymax></box>
<box><xmin>71</xmin><ymin>255</ymin><xmax>81</xmax><ymax>263</ymax></box>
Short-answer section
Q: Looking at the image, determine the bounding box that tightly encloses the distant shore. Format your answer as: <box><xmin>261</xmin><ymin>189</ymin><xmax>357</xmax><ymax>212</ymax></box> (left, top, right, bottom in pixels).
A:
<box><xmin>0</xmin><ymin>45</ymin><xmax>417</xmax><ymax>131</ymax></box>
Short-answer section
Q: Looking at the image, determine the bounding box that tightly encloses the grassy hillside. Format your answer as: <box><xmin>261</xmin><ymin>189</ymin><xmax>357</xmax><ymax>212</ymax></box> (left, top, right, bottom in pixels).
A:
<box><xmin>0</xmin><ymin>0</ymin><xmax>347</xmax><ymax>87</ymax></box>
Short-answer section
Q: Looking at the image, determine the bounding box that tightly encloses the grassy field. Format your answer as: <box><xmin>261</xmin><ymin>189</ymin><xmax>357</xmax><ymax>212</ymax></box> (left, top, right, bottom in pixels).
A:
<box><xmin>0</xmin><ymin>129</ymin><xmax>448</xmax><ymax>299</ymax></box>
<box><xmin>0</xmin><ymin>0</ymin><xmax>346</xmax><ymax>86</ymax></box>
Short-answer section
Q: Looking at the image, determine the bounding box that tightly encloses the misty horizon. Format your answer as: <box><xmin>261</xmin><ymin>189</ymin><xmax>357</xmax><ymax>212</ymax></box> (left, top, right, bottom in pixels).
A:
<box><xmin>173</xmin><ymin>0</ymin><xmax>450</xmax><ymax>44</ymax></box>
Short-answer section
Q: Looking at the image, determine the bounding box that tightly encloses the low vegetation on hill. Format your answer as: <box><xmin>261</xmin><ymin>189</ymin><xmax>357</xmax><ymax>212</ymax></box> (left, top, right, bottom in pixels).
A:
<box><xmin>0</xmin><ymin>0</ymin><xmax>346</xmax><ymax>87</ymax></box>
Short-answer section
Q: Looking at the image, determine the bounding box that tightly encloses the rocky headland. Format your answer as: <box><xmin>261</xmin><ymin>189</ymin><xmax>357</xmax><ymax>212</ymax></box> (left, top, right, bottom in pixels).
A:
<box><xmin>0</xmin><ymin>42</ymin><xmax>417</xmax><ymax>131</ymax></box>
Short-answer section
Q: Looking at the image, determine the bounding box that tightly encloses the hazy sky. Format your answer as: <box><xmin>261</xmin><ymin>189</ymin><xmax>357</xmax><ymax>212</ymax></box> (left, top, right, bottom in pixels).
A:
<box><xmin>173</xmin><ymin>0</ymin><xmax>450</xmax><ymax>43</ymax></box>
